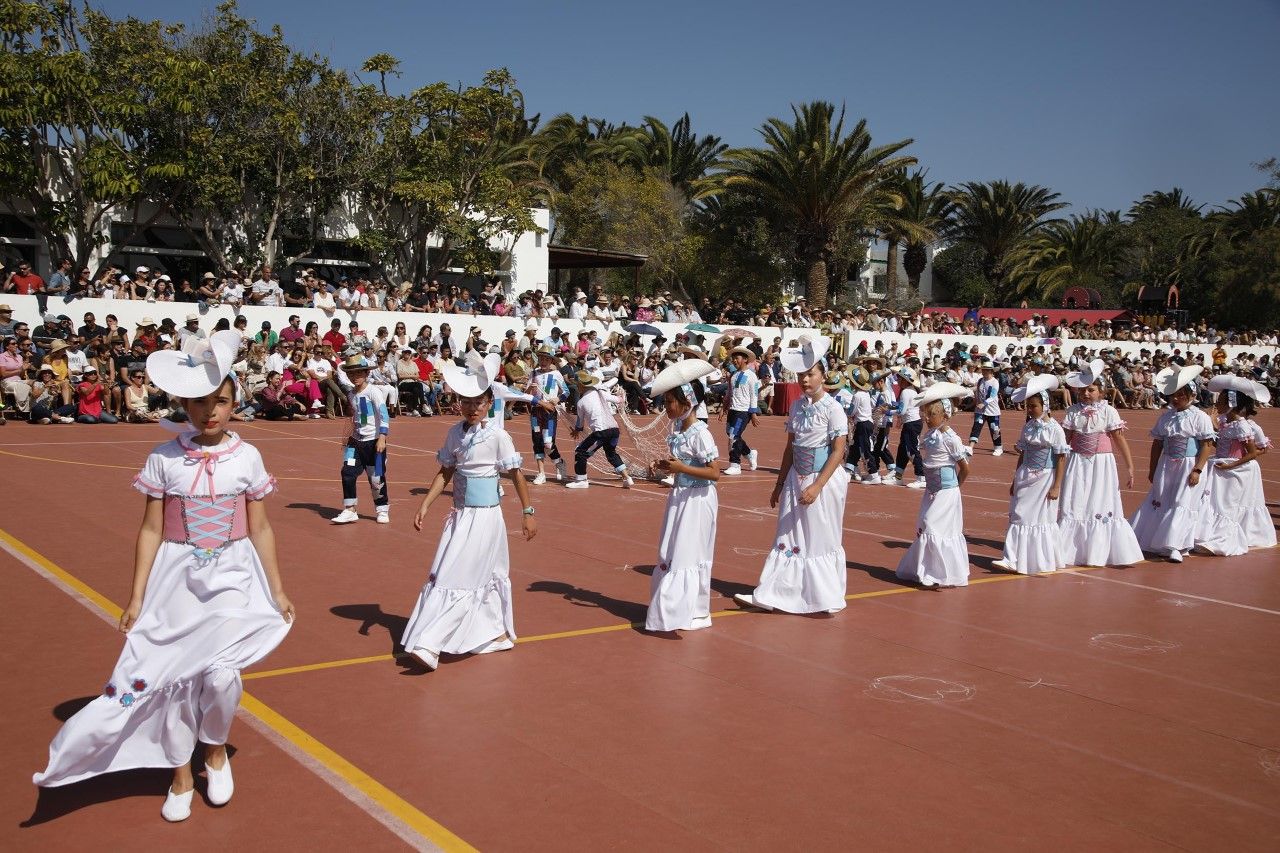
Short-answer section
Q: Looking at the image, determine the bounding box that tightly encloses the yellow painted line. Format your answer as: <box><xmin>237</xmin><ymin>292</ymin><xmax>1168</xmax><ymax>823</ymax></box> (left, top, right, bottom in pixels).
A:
<box><xmin>0</xmin><ymin>447</ymin><xmax>333</xmax><ymax>483</ymax></box>
<box><xmin>0</xmin><ymin>526</ymin><xmax>473</xmax><ymax>852</ymax></box>
<box><xmin>245</xmin><ymin>653</ymin><xmax>395</xmax><ymax>681</ymax></box>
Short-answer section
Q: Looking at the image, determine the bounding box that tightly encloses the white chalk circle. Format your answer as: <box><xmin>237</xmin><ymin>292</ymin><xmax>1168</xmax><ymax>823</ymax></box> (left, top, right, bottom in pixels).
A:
<box><xmin>1089</xmin><ymin>633</ymin><xmax>1181</xmax><ymax>654</ymax></box>
<box><xmin>866</xmin><ymin>675</ymin><xmax>976</xmax><ymax>703</ymax></box>
<box><xmin>1260</xmin><ymin>749</ymin><xmax>1280</xmax><ymax>779</ymax></box>
<box><xmin>851</xmin><ymin>510</ymin><xmax>895</xmax><ymax>520</ymax></box>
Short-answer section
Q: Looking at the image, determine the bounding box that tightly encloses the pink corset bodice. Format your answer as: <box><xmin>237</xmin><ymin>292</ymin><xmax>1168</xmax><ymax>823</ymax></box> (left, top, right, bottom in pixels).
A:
<box><xmin>163</xmin><ymin>494</ymin><xmax>248</xmax><ymax>549</ymax></box>
<box><xmin>1069</xmin><ymin>432</ymin><xmax>1112</xmax><ymax>455</ymax></box>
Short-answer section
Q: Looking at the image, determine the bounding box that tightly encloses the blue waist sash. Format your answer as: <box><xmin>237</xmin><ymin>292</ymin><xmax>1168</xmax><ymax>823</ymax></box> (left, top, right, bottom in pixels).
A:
<box><xmin>1020</xmin><ymin>447</ymin><xmax>1055</xmax><ymax>470</ymax></box>
<box><xmin>1163</xmin><ymin>436</ymin><xmax>1199</xmax><ymax>459</ymax></box>
<box><xmin>793</xmin><ymin>444</ymin><xmax>830</xmax><ymax>476</ymax></box>
<box><xmin>924</xmin><ymin>465</ymin><xmax>959</xmax><ymax>492</ymax></box>
<box><xmin>674</xmin><ymin>472</ymin><xmax>714</xmax><ymax>489</ymax></box>
<box><xmin>453</xmin><ymin>474</ymin><xmax>500</xmax><ymax>509</ymax></box>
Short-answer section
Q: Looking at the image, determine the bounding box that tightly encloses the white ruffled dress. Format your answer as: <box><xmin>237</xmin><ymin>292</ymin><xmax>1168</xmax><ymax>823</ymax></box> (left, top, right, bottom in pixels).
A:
<box><xmin>1194</xmin><ymin>416</ymin><xmax>1273</xmax><ymax>555</ymax></box>
<box><xmin>750</xmin><ymin>393</ymin><xmax>851</xmax><ymax>613</ymax></box>
<box><xmin>35</xmin><ymin>433</ymin><xmax>289</xmax><ymax>787</ymax></box>
<box><xmin>1001</xmin><ymin>416</ymin><xmax>1069</xmax><ymax>574</ymax></box>
<box><xmin>1129</xmin><ymin>406</ymin><xmax>1216</xmax><ymax>556</ymax></box>
<box><xmin>401</xmin><ymin>421</ymin><xmax>521</xmax><ymax>658</ymax></box>
<box><xmin>1057</xmin><ymin>402</ymin><xmax>1143</xmax><ymax>567</ymax></box>
<box><xmin>896</xmin><ymin>426</ymin><xmax>972</xmax><ymax>587</ymax></box>
<box><xmin>645</xmin><ymin>420</ymin><xmax>719</xmax><ymax>631</ymax></box>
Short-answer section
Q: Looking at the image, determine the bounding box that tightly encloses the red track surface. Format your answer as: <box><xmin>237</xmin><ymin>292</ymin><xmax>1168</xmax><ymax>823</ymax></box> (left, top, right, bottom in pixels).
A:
<box><xmin>2</xmin><ymin>405</ymin><xmax>1279</xmax><ymax>850</ymax></box>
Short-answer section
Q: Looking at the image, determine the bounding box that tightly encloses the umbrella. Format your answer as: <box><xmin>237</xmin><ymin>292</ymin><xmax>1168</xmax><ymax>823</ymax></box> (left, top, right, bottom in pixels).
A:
<box><xmin>624</xmin><ymin>322</ymin><xmax>662</xmax><ymax>336</ymax></box>
<box><xmin>721</xmin><ymin>327</ymin><xmax>758</xmax><ymax>339</ymax></box>
<box><xmin>685</xmin><ymin>322</ymin><xmax>721</xmax><ymax>334</ymax></box>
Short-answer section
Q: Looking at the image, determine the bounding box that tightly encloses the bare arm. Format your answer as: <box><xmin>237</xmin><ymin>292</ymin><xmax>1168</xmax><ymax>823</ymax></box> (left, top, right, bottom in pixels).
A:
<box><xmin>413</xmin><ymin>467</ymin><xmax>455</xmax><ymax>530</ymax></box>
<box><xmin>771</xmin><ymin>434</ymin><xmax>796</xmax><ymax>508</ymax></box>
<box><xmin>508</xmin><ymin>467</ymin><xmax>538</xmax><ymax>541</ymax></box>
<box><xmin>955</xmin><ymin>455</ymin><xmax>971</xmax><ymax>486</ymax></box>
<box><xmin>120</xmin><ymin>497</ymin><xmax>164</xmax><ymax>632</ymax></box>
<box><xmin>246</xmin><ymin>499</ymin><xmax>294</xmax><ymax>621</ymax></box>
<box><xmin>1048</xmin><ymin>453</ymin><xmax>1065</xmax><ymax>500</ymax></box>
<box><xmin>1110</xmin><ymin>429</ymin><xmax>1134</xmax><ymax>488</ymax></box>
<box><xmin>1217</xmin><ymin>438</ymin><xmax>1262</xmax><ymax>470</ymax></box>
<box><xmin>1147</xmin><ymin>438</ymin><xmax>1163</xmax><ymax>483</ymax></box>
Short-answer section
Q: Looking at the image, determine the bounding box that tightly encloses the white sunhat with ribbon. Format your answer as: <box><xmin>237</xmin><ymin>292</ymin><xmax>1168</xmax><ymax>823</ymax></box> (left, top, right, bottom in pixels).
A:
<box><xmin>780</xmin><ymin>335</ymin><xmax>831</xmax><ymax>374</ymax></box>
<box><xmin>1154</xmin><ymin>364</ymin><xmax>1205</xmax><ymax>396</ymax></box>
<box><xmin>650</xmin><ymin>359</ymin><xmax>716</xmax><ymax>399</ymax></box>
<box><xmin>1205</xmin><ymin>373</ymin><xmax>1272</xmax><ymax>405</ymax></box>
<box><xmin>440</xmin><ymin>350</ymin><xmax>501</xmax><ymax>399</ymax></box>
<box><xmin>1064</xmin><ymin>358</ymin><xmax>1106</xmax><ymax>388</ymax></box>
<box><xmin>145</xmin><ymin>330</ymin><xmax>241</xmax><ymax>398</ymax></box>
<box><xmin>1010</xmin><ymin>373</ymin><xmax>1059</xmax><ymax>404</ymax></box>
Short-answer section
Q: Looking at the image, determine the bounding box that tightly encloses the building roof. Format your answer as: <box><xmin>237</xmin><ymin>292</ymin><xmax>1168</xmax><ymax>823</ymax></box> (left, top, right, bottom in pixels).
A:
<box><xmin>548</xmin><ymin>243</ymin><xmax>647</xmax><ymax>270</ymax></box>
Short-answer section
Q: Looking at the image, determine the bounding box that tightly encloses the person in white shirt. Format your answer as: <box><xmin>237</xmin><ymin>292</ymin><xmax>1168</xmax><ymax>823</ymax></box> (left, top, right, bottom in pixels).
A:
<box><xmin>968</xmin><ymin>358</ymin><xmax>1004</xmax><ymax>456</ymax></box>
<box><xmin>313</xmin><ymin>286</ymin><xmax>336</xmax><ymax>311</ymax></box>
<box><xmin>891</xmin><ymin>367</ymin><xmax>927</xmax><ymax>487</ymax></box>
<box><xmin>266</xmin><ymin>344</ymin><xmax>289</xmax><ymax>377</ymax></box>
<box><xmin>251</xmin><ymin>267</ymin><xmax>283</xmax><ymax>307</ymax></box>
<box><xmin>720</xmin><ymin>347</ymin><xmax>761</xmax><ymax>475</ymax></box>
<box><xmin>842</xmin><ymin>365</ymin><xmax>879</xmax><ymax>482</ymax></box>
<box><xmin>329</xmin><ymin>356</ymin><xmax>392</xmax><ymax>525</ymax></box>
<box><xmin>430</xmin><ymin>323</ymin><xmax>460</xmax><ymax>356</ymax></box>
<box><xmin>221</xmin><ymin>278</ymin><xmax>245</xmax><ymax>310</ymax></box>
<box><xmin>566</xmin><ymin>371</ymin><xmax>632</xmax><ymax>489</ymax></box>
<box><xmin>569</xmin><ymin>291</ymin><xmax>589</xmax><ymax>321</ymax></box>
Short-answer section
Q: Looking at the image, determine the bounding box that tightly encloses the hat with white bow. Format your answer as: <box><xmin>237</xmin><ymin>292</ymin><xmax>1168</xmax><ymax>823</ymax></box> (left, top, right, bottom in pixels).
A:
<box><xmin>145</xmin><ymin>330</ymin><xmax>241</xmax><ymax>398</ymax></box>
<box><xmin>780</xmin><ymin>336</ymin><xmax>831</xmax><ymax>374</ymax></box>
<box><xmin>440</xmin><ymin>350</ymin><xmax>501</xmax><ymax>398</ymax></box>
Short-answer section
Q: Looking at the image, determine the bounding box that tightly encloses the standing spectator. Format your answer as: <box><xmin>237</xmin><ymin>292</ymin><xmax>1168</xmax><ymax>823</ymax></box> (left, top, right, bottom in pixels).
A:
<box><xmin>197</xmin><ymin>271</ymin><xmax>223</xmax><ymax>305</ymax></box>
<box><xmin>250</xmin><ymin>266</ymin><xmax>282</xmax><ymax>306</ymax></box>
<box><xmin>322</xmin><ymin>319</ymin><xmax>346</xmax><ymax>352</ymax></box>
<box><xmin>4</xmin><ymin>259</ymin><xmax>45</xmax><ymax>295</ymax></box>
<box><xmin>45</xmin><ymin>258</ymin><xmax>73</xmax><ymax>298</ymax></box>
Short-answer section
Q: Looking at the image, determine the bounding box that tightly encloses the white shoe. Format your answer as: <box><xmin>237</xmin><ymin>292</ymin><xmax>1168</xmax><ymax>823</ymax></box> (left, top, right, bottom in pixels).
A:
<box><xmin>532</xmin><ymin>472</ymin><xmax>547</xmax><ymax>485</ymax></box>
<box><xmin>880</xmin><ymin>475</ymin><xmax>900</xmax><ymax>485</ymax></box>
<box><xmin>686</xmin><ymin>615</ymin><xmax>713</xmax><ymax>630</ymax></box>
<box><xmin>723</xmin><ymin>463</ymin><xmax>742</xmax><ymax>476</ymax></box>
<box><xmin>748</xmin><ymin>449</ymin><xmax>759</xmax><ymax>470</ymax></box>
<box><xmin>1167</xmin><ymin>549</ymin><xmax>1183</xmax><ymax>563</ymax></box>
<box><xmin>991</xmin><ymin>559</ymin><xmax>1013</xmax><ymax>572</ymax></box>
<box><xmin>331</xmin><ymin>508</ymin><xmax>359</xmax><ymax>524</ymax></box>
<box><xmin>311</xmin><ymin>400</ymin><xmax>323</xmax><ymax>410</ymax></box>
<box><xmin>863</xmin><ymin>473</ymin><xmax>882</xmax><ymax>484</ymax></box>
<box><xmin>992</xmin><ymin>447</ymin><xmax>1004</xmax><ymax>457</ymax></box>
<box><xmin>622</xmin><ymin>474</ymin><xmax>634</xmax><ymax>489</ymax></box>
<box><xmin>308</xmin><ymin>413</ymin><xmax>320</xmax><ymax>419</ymax></box>
<box><xmin>161</xmin><ymin>787</ymin><xmax>194</xmax><ymax>822</ymax></box>
<box><xmin>555</xmin><ymin>460</ymin><xmax>567</xmax><ymax>482</ymax></box>
<box><xmin>733</xmin><ymin>593</ymin><xmax>772</xmax><ymax>611</ymax></box>
<box><xmin>906</xmin><ymin>479</ymin><xmax>927</xmax><ymax>489</ymax></box>
<box><xmin>499</xmin><ymin>484</ymin><xmax>506</xmax><ymax>497</ymax></box>
<box><xmin>409</xmin><ymin>648</ymin><xmax>439</xmax><ymax>670</ymax></box>
<box><xmin>474</xmin><ymin>635</ymin><xmax>515</xmax><ymax>655</ymax></box>
<box><xmin>205</xmin><ymin>756</ymin><xmax>234</xmax><ymax>806</ymax></box>
<box><xmin>57</xmin><ymin>415</ymin><xmax>75</xmax><ymax>423</ymax></box>
<box><xmin>376</xmin><ymin>511</ymin><xmax>390</xmax><ymax>525</ymax></box>
<box><xmin>566</xmin><ymin>479</ymin><xmax>589</xmax><ymax>489</ymax></box>
<box><xmin>661</xmin><ymin>475</ymin><xmax>675</xmax><ymax>486</ymax></box>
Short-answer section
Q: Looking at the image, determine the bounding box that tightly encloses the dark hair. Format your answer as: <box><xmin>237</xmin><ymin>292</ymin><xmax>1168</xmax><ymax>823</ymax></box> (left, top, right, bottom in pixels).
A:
<box><xmin>1218</xmin><ymin>390</ymin><xmax>1257</xmax><ymax>418</ymax></box>
<box><xmin>665</xmin><ymin>380</ymin><xmax>706</xmax><ymax>409</ymax></box>
<box><xmin>266</xmin><ymin>371</ymin><xmax>281</xmax><ymax>381</ymax></box>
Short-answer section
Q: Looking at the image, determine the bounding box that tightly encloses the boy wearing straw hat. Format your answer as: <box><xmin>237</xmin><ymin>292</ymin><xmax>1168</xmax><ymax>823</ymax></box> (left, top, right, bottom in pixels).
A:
<box><xmin>842</xmin><ymin>365</ymin><xmax>879</xmax><ymax>483</ymax></box>
<box><xmin>968</xmin><ymin>358</ymin><xmax>1004</xmax><ymax>456</ymax></box>
<box><xmin>721</xmin><ymin>346</ymin><xmax>761</xmax><ymax>475</ymax></box>
<box><xmin>331</xmin><ymin>355</ymin><xmax>391</xmax><ymax>525</ymax></box>
<box><xmin>567</xmin><ymin>370</ymin><xmax>633</xmax><ymax>489</ymax></box>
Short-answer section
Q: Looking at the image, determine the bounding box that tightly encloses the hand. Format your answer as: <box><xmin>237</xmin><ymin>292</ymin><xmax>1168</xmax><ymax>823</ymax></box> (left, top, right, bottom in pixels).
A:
<box><xmin>653</xmin><ymin>458</ymin><xmax>672</xmax><ymax>473</ymax></box>
<box><xmin>1047</xmin><ymin>485</ymin><xmax>1060</xmax><ymax>501</ymax></box>
<box><xmin>1147</xmin><ymin>470</ymin><xmax>1155</xmax><ymax>484</ymax></box>
<box><xmin>375</xmin><ymin>437</ymin><xmax>386</xmax><ymax>453</ymax></box>
<box><xmin>716</xmin><ymin>408</ymin><xmax>724</xmax><ymax>421</ymax></box>
<box><xmin>1187</xmin><ymin>470</ymin><xmax>1200</xmax><ymax>487</ymax></box>
<box><xmin>522</xmin><ymin>514</ymin><xmax>538</xmax><ymax>541</ymax></box>
<box><xmin>799</xmin><ymin>484</ymin><xmax>820</xmax><ymax>505</ymax></box>
<box><xmin>750</xmin><ymin>414</ymin><xmax>760</xmax><ymax>427</ymax></box>
<box><xmin>118</xmin><ymin>598</ymin><xmax>142</xmax><ymax>633</ymax></box>
<box><xmin>1123</xmin><ymin>472</ymin><xmax>1134</xmax><ymax>489</ymax></box>
<box><xmin>540</xmin><ymin>400</ymin><xmax>556</xmax><ymax>412</ymax></box>
<box><xmin>413</xmin><ymin>504</ymin><xmax>429</xmax><ymax>531</ymax></box>
<box><xmin>274</xmin><ymin>592</ymin><xmax>296</xmax><ymax>623</ymax></box>
<box><xmin>571</xmin><ymin>428</ymin><xmax>582</xmax><ymax>439</ymax></box>
<box><xmin>1214</xmin><ymin>460</ymin><xmax>1234</xmax><ymax>470</ymax></box>
<box><xmin>770</xmin><ymin>481</ymin><xmax>784</xmax><ymax>508</ymax></box>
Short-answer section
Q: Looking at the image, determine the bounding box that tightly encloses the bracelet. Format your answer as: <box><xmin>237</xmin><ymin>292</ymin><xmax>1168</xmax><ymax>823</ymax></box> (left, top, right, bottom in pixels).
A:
<box><xmin>1192</xmin><ymin>468</ymin><xmax>1202</xmax><ymax>474</ymax></box>
<box><xmin>522</xmin><ymin>506</ymin><xmax>535</xmax><ymax>516</ymax></box>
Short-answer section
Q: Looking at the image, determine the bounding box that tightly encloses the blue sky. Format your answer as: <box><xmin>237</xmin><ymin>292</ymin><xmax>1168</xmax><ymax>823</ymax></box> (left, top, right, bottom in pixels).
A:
<box><xmin>102</xmin><ymin>0</ymin><xmax>1280</xmax><ymax>213</ymax></box>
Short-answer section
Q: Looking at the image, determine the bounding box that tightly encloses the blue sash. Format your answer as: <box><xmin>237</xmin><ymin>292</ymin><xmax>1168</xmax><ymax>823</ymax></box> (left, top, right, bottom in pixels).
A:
<box><xmin>793</xmin><ymin>444</ymin><xmax>830</xmax><ymax>476</ymax></box>
<box><xmin>925</xmin><ymin>465</ymin><xmax>959</xmax><ymax>492</ymax></box>
<box><xmin>674</xmin><ymin>472</ymin><xmax>714</xmax><ymax>489</ymax></box>
<box><xmin>453</xmin><ymin>474</ymin><xmax>500</xmax><ymax>509</ymax></box>
<box><xmin>1020</xmin><ymin>447</ymin><xmax>1055</xmax><ymax>470</ymax></box>
<box><xmin>1163</xmin><ymin>436</ymin><xmax>1199</xmax><ymax>459</ymax></box>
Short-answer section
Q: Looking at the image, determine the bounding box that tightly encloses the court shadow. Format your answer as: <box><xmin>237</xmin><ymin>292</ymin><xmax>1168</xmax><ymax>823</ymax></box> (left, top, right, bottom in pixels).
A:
<box><xmin>845</xmin><ymin>560</ymin><xmax>914</xmax><ymax>587</ymax></box>
<box><xmin>330</xmin><ymin>603</ymin><xmax>408</xmax><ymax>654</ymax></box>
<box><xmin>526</xmin><ymin>580</ymin><xmax>647</xmax><ymax>628</ymax></box>
<box><xmin>23</xmin><ymin>743</ymin><xmax>236</xmax><ymax>826</ymax></box>
<box><xmin>286</xmin><ymin>502</ymin><xmax>340</xmax><ymax>521</ymax></box>
<box><xmin>881</xmin><ymin>540</ymin><xmax>910</xmax><ymax>550</ymax></box>
<box><xmin>966</xmin><ymin>536</ymin><xmax>1007</xmax><ymax>551</ymax></box>
<box><xmin>52</xmin><ymin>696</ymin><xmax>95</xmax><ymax>721</ymax></box>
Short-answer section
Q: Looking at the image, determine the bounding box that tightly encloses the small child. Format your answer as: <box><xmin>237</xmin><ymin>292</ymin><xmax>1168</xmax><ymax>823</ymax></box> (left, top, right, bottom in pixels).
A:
<box><xmin>993</xmin><ymin>375</ymin><xmax>1068</xmax><ymax>574</ymax></box>
<box><xmin>34</xmin><ymin>331</ymin><xmax>294</xmax><ymax>822</ymax></box>
<box><xmin>892</xmin><ymin>367</ymin><xmax>928</xmax><ymax>489</ymax></box>
<box><xmin>870</xmin><ymin>369</ymin><xmax>898</xmax><ymax>478</ymax></box>
<box><xmin>896</xmin><ymin>382</ymin><xmax>973</xmax><ymax>588</ymax></box>
<box><xmin>528</xmin><ymin>345</ymin><xmax>570</xmax><ymax>485</ymax></box>
<box><xmin>843</xmin><ymin>365</ymin><xmax>879</xmax><ymax>483</ymax></box>
<box><xmin>1129</xmin><ymin>365</ymin><xmax>1216</xmax><ymax>562</ymax></box>
<box><xmin>402</xmin><ymin>353</ymin><xmax>536</xmax><ymax>671</ymax></box>
<box><xmin>968</xmin><ymin>358</ymin><xmax>1003</xmax><ymax>456</ymax></box>
<box><xmin>646</xmin><ymin>360</ymin><xmax>721</xmax><ymax>632</ymax></box>
<box><xmin>331</xmin><ymin>354</ymin><xmax>391</xmax><ymax>525</ymax></box>
<box><xmin>567</xmin><ymin>371</ymin><xmax>634</xmax><ymax>490</ymax></box>
<box><xmin>720</xmin><ymin>346</ymin><xmax>761</xmax><ymax>475</ymax></box>
<box><xmin>1194</xmin><ymin>376</ymin><xmax>1273</xmax><ymax>555</ymax></box>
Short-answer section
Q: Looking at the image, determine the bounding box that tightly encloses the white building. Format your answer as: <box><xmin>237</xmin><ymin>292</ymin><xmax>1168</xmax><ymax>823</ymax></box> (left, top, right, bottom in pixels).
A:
<box><xmin>851</xmin><ymin>240</ymin><xmax>939</xmax><ymax>304</ymax></box>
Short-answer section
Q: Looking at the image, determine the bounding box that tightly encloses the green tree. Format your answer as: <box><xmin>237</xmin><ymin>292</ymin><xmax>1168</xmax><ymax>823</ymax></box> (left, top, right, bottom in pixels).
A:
<box><xmin>945</xmin><ymin>180</ymin><xmax>1066</xmax><ymax>304</ymax></box>
<box><xmin>1007</xmin><ymin>213</ymin><xmax>1128</xmax><ymax>303</ymax></box>
<box><xmin>1118</xmin><ymin>187</ymin><xmax>1208</xmax><ymax>308</ymax></box>
<box><xmin>717</xmin><ymin>102</ymin><xmax>916</xmax><ymax>309</ymax></box>
<box><xmin>875</xmin><ymin>169</ymin><xmax>950</xmax><ymax>306</ymax></box>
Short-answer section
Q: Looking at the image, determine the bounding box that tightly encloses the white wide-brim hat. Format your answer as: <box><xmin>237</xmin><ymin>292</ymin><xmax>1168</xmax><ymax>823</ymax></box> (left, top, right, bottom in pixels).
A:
<box><xmin>1205</xmin><ymin>373</ymin><xmax>1271</xmax><ymax>404</ymax></box>
<box><xmin>146</xmin><ymin>330</ymin><xmax>241</xmax><ymax>398</ymax></box>
<box><xmin>916</xmin><ymin>381</ymin><xmax>973</xmax><ymax>408</ymax></box>
<box><xmin>1155</xmin><ymin>364</ymin><xmax>1204</xmax><ymax>396</ymax></box>
<box><xmin>650</xmin><ymin>359</ymin><xmax>716</xmax><ymax>398</ymax></box>
<box><xmin>780</xmin><ymin>335</ymin><xmax>831</xmax><ymax>374</ymax></box>
<box><xmin>1010</xmin><ymin>373</ymin><xmax>1059</xmax><ymax>403</ymax></box>
<box><xmin>1064</xmin><ymin>358</ymin><xmax>1106</xmax><ymax>388</ymax></box>
<box><xmin>440</xmin><ymin>351</ymin><xmax>501</xmax><ymax>398</ymax></box>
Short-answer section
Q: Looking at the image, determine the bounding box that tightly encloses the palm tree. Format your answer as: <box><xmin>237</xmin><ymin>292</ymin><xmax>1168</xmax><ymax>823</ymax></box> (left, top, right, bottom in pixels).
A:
<box><xmin>1007</xmin><ymin>213</ymin><xmax>1127</xmax><ymax>301</ymax></box>
<box><xmin>1210</xmin><ymin>189</ymin><xmax>1280</xmax><ymax>247</ymax></box>
<box><xmin>877</xmin><ymin>170</ymin><xmax>955</xmax><ymax>304</ymax></box>
<box><xmin>1128</xmin><ymin>188</ymin><xmax>1203</xmax><ymax>218</ymax></box>
<box><xmin>717</xmin><ymin>102</ymin><xmax>915</xmax><ymax>309</ymax></box>
<box><xmin>947</xmin><ymin>180</ymin><xmax>1067</xmax><ymax>304</ymax></box>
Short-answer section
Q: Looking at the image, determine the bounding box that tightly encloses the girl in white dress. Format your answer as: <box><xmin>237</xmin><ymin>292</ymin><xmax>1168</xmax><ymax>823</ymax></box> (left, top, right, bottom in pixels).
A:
<box><xmin>896</xmin><ymin>382</ymin><xmax>973</xmax><ymax>588</ymax></box>
<box><xmin>646</xmin><ymin>360</ymin><xmax>721</xmax><ymax>632</ymax></box>
<box><xmin>1195</xmin><ymin>376</ymin><xmax>1273</xmax><ymax>555</ymax></box>
<box><xmin>403</xmin><ymin>354</ymin><xmax>537</xmax><ymax>671</ymax></box>
<box><xmin>1129</xmin><ymin>365</ymin><xmax>1216</xmax><ymax>562</ymax></box>
<box><xmin>1058</xmin><ymin>359</ymin><xmax>1143</xmax><ymax>567</ymax></box>
<box><xmin>994</xmin><ymin>375</ymin><xmax>1068</xmax><ymax>574</ymax></box>
<box><xmin>735</xmin><ymin>337</ymin><xmax>851</xmax><ymax>614</ymax></box>
<box><xmin>34</xmin><ymin>331</ymin><xmax>295</xmax><ymax>823</ymax></box>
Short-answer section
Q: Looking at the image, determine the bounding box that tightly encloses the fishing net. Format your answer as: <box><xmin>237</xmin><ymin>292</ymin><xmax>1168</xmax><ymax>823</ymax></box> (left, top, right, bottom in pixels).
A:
<box><xmin>587</xmin><ymin>409</ymin><xmax>671</xmax><ymax>481</ymax></box>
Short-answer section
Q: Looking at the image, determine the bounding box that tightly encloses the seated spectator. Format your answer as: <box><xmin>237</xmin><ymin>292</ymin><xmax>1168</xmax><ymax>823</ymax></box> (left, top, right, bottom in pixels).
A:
<box><xmin>257</xmin><ymin>371</ymin><xmax>306</xmax><ymax>420</ymax></box>
<box><xmin>120</xmin><ymin>369</ymin><xmax>165</xmax><ymax>422</ymax></box>
<box><xmin>73</xmin><ymin>366</ymin><xmax>117</xmax><ymax>423</ymax></box>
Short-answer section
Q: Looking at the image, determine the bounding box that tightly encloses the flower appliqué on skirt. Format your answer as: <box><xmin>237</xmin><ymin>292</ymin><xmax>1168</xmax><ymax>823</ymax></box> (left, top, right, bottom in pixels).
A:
<box><xmin>776</xmin><ymin>543</ymin><xmax>802</xmax><ymax>557</ymax></box>
<box><xmin>106</xmin><ymin>676</ymin><xmax>148</xmax><ymax>707</ymax></box>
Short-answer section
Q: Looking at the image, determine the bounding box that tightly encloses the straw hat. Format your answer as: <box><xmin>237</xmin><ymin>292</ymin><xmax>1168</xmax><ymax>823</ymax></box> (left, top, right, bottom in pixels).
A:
<box><xmin>895</xmin><ymin>366</ymin><xmax>920</xmax><ymax>388</ymax></box>
<box><xmin>1010</xmin><ymin>374</ymin><xmax>1059</xmax><ymax>404</ymax></box>
<box><xmin>1205</xmin><ymin>374</ymin><xmax>1272</xmax><ymax>404</ymax></box>
<box><xmin>136</xmin><ymin>316</ymin><xmax>157</xmax><ymax>328</ymax></box>
<box><xmin>823</xmin><ymin>371</ymin><xmax>845</xmax><ymax>390</ymax></box>
<box><xmin>145</xmin><ymin>330</ymin><xmax>241</xmax><ymax>398</ymax></box>
<box><xmin>845</xmin><ymin>365</ymin><xmax>871</xmax><ymax>391</ymax></box>
<box><xmin>780</xmin><ymin>336</ymin><xmax>830</xmax><ymax>374</ymax></box>
<box><xmin>916</xmin><ymin>381</ymin><xmax>973</xmax><ymax>408</ymax></box>
<box><xmin>1155</xmin><ymin>364</ymin><xmax>1204</xmax><ymax>396</ymax></box>
<box><xmin>650</xmin><ymin>359</ymin><xmax>715</xmax><ymax>398</ymax></box>
<box><xmin>574</xmin><ymin>370</ymin><xmax>599</xmax><ymax>387</ymax></box>
<box><xmin>341</xmin><ymin>354</ymin><xmax>370</xmax><ymax>371</ymax></box>
<box><xmin>1064</xmin><ymin>358</ymin><xmax>1106</xmax><ymax>388</ymax></box>
<box><xmin>728</xmin><ymin>346</ymin><xmax>754</xmax><ymax>360</ymax></box>
<box><xmin>44</xmin><ymin>340</ymin><xmax>69</xmax><ymax>357</ymax></box>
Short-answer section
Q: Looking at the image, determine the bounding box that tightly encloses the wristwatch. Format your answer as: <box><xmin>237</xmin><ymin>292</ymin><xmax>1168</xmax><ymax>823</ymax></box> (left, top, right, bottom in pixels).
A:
<box><xmin>1192</xmin><ymin>468</ymin><xmax>1202</xmax><ymax>474</ymax></box>
<box><xmin>522</xmin><ymin>506</ymin><xmax>536</xmax><ymax>516</ymax></box>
